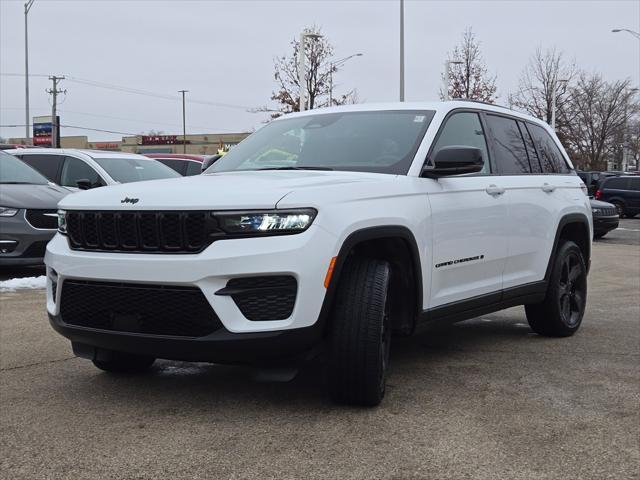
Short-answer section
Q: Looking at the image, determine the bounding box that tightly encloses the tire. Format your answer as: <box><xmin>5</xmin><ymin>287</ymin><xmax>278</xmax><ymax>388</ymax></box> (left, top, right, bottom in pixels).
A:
<box><xmin>328</xmin><ymin>257</ymin><xmax>391</xmax><ymax>406</ymax></box>
<box><xmin>92</xmin><ymin>351</ymin><xmax>155</xmax><ymax>373</ymax></box>
<box><xmin>611</xmin><ymin>201</ymin><xmax>625</xmax><ymax>218</ymax></box>
<box><xmin>525</xmin><ymin>241</ymin><xmax>587</xmax><ymax>337</ymax></box>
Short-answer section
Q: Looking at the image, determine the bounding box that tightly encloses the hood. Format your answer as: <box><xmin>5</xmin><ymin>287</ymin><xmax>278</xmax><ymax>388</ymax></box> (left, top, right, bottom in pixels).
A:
<box><xmin>0</xmin><ymin>183</ymin><xmax>70</xmax><ymax>209</ymax></box>
<box><xmin>589</xmin><ymin>199</ymin><xmax>615</xmax><ymax>209</ymax></box>
<box><xmin>58</xmin><ymin>170</ymin><xmax>392</xmax><ymax>210</ymax></box>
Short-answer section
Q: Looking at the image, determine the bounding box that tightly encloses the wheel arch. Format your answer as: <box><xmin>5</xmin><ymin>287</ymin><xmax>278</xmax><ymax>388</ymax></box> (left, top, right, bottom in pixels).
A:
<box><xmin>546</xmin><ymin>213</ymin><xmax>591</xmax><ymax>279</ymax></box>
<box><xmin>317</xmin><ymin>226</ymin><xmax>423</xmax><ymax>335</ymax></box>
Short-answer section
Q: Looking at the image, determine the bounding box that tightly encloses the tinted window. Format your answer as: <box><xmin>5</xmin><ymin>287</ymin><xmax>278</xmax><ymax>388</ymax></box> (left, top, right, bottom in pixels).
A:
<box><xmin>19</xmin><ymin>154</ymin><xmax>64</xmax><ymax>182</ymax></box>
<box><xmin>528</xmin><ymin>124</ymin><xmax>570</xmax><ymax>173</ymax></box>
<box><xmin>604</xmin><ymin>177</ymin><xmax>629</xmax><ymax>190</ymax></box>
<box><xmin>93</xmin><ymin>156</ymin><xmax>180</xmax><ymax>183</ymax></box>
<box><xmin>209</xmin><ymin>110</ymin><xmax>435</xmax><ymax>175</ymax></box>
<box><xmin>60</xmin><ymin>156</ymin><xmax>103</xmax><ymax>188</ymax></box>
<box><xmin>485</xmin><ymin>115</ymin><xmax>530</xmax><ymax>174</ymax></box>
<box><xmin>0</xmin><ymin>151</ymin><xmax>48</xmax><ymax>184</ymax></box>
<box><xmin>430</xmin><ymin>112</ymin><xmax>490</xmax><ymax>174</ymax></box>
<box><xmin>629</xmin><ymin>177</ymin><xmax>640</xmax><ymax>191</ymax></box>
<box><xmin>519</xmin><ymin>121</ymin><xmax>542</xmax><ymax>173</ymax></box>
<box><xmin>185</xmin><ymin>161</ymin><xmax>202</xmax><ymax>176</ymax></box>
<box><xmin>157</xmin><ymin>159</ymin><xmax>187</xmax><ymax>175</ymax></box>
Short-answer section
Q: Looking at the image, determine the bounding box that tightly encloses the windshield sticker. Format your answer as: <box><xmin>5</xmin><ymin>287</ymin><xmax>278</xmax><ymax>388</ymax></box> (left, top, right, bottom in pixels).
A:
<box><xmin>414</xmin><ymin>115</ymin><xmax>426</xmax><ymax>123</ymax></box>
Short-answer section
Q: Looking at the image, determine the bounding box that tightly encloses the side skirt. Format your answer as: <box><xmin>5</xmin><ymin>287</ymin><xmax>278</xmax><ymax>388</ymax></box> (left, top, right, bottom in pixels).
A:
<box><xmin>419</xmin><ymin>281</ymin><xmax>547</xmax><ymax>327</ymax></box>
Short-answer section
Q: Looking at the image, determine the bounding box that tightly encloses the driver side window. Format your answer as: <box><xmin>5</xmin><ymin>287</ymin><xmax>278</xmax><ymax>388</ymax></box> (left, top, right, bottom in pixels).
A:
<box><xmin>431</xmin><ymin>112</ymin><xmax>490</xmax><ymax>174</ymax></box>
<box><xmin>60</xmin><ymin>156</ymin><xmax>103</xmax><ymax>188</ymax></box>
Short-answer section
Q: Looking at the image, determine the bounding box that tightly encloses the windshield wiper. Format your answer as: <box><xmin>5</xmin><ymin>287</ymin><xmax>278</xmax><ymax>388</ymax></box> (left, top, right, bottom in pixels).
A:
<box><xmin>257</xmin><ymin>166</ymin><xmax>333</xmax><ymax>171</ymax></box>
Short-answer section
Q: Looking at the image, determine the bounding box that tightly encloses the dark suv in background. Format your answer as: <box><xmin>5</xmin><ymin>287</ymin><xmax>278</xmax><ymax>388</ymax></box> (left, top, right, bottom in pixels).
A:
<box><xmin>595</xmin><ymin>176</ymin><xmax>640</xmax><ymax>218</ymax></box>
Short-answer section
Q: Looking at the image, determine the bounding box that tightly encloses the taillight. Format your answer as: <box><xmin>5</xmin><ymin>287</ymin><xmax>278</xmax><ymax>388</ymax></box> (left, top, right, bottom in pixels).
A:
<box><xmin>595</xmin><ymin>189</ymin><xmax>602</xmax><ymax>199</ymax></box>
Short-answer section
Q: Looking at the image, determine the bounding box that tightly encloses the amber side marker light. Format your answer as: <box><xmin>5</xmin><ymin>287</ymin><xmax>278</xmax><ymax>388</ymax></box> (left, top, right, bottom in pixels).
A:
<box><xmin>324</xmin><ymin>257</ymin><xmax>337</xmax><ymax>289</ymax></box>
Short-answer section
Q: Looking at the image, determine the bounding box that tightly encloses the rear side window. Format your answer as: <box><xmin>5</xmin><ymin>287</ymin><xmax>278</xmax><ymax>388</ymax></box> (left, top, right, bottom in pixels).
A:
<box><xmin>185</xmin><ymin>161</ymin><xmax>202</xmax><ymax>176</ymax></box>
<box><xmin>528</xmin><ymin>124</ymin><xmax>570</xmax><ymax>173</ymax></box>
<box><xmin>630</xmin><ymin>178</ymin><xmax>640</xmax><ymax>191</ymax></box>
<box><xmin>60</xmin><ymin>156</ymin><xmax>103</xmax><ymax>188</ymax></box>
<box><xmin>157</xmin><ymin>158</ymin><xmax>187</xmax><ymax>175</ymax></box>
<box><xmin>431</xmin><ymin>112</ymin><xmax>490</xmax><ymax>174</ymax></box>
<box><xmin>19</xmin><ymin>154</ymin><xmax>64</xmax><ymax>182</ymax></box>
<box><xmin>519</xmin><ymin>121</ymin><xmax>542</xmax><ymax>173</ymax></box>
<box><xmin>604</xmin><ymin>177</ymin><xmax>629</xmax><ymax>190</ymax></box>
<box><xmin>485</xmin><ymin>114</ymin><xmax>530</xmax><ymax>174</ymax></box>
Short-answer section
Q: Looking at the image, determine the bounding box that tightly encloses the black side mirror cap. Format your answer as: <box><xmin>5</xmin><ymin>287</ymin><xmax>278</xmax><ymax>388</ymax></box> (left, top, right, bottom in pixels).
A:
<box><xmin>76</xmin><ymin>178</ymin><xmax>93</xmax><ymax>190</ymax></box>
<box><xmin>201</xmin><ymin>154</ymin><xmax>222</xmax><ymax>173</ymax></box>
<box><xmin>421</xmin><ymin>146</ymin><xmax>484</xmax><ymax>178</ymax></box>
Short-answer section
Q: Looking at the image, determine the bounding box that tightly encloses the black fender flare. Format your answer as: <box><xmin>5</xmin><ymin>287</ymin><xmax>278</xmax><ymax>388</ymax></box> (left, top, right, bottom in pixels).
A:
<box><xmin>545</xmin><ymin>213</ymin><xmax>592</xmax><ymax>279</ymax></box>
<box><xmin>316</xmin><ymin>225</ymin><xmax>423</xmax><ymax>333</ymax></box>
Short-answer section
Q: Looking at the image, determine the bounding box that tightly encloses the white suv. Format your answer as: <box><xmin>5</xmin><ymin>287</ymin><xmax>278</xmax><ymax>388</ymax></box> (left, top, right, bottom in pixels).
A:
<box><xmin>46</xmin><ymin>101</ymin><xmax>592</xmax><ymax>406</ymax></box>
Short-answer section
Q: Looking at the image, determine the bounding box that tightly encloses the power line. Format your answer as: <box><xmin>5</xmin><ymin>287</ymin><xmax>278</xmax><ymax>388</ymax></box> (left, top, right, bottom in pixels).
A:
<box><xmin>0</xmin><ymin>124</ymin><xmax>136</xmax><ymax>136</ymax></box>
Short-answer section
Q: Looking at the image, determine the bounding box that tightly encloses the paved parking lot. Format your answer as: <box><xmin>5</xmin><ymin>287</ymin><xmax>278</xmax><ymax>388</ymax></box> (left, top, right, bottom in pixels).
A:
<box><xmin>1</xmin><ymin>222</ymin><xmax>639</xmax><ymax>479</ymax></box>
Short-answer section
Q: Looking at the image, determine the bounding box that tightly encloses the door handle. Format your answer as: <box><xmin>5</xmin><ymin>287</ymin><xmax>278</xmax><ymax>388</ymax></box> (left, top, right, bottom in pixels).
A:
<box><xmin>541</xmin><ymin>183</ymin><xmax>556</xmax><ymax>193</ymax></box>
<box><xmin>485</xmin><ymin>185</ymin><xmax>505</xmax><ymax>196</ymax></box>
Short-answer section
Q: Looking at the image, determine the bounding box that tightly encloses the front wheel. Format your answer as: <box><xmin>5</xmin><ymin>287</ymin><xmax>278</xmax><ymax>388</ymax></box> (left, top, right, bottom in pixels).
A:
<box><xmin>525</xmin><ymin>241</ymin><xmax>587</xmax><ymax>337</ymax></box>
<box><xmin>328</xmin><ymin>257</ymin><xmax>391</xmax><ymax>406</ymax></box>
<box><xmin>92</xmin><ymin>351</ymin><xmax>155</xmax><ymax>373</ymax></box>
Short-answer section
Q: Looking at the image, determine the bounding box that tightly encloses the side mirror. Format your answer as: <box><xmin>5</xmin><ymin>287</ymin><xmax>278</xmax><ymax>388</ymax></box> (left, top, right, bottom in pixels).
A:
<box><xmin>76</xmin><ymin>178</ymin><xmax>93</xmax><ymax>190</ymax></box>
<box><xmin>421</xmin><ymin>146</ymin><xmax>484</xmax><ymax>178</ymax></box>
<box><xmin>201</xmin><ymin>154</ymin><xmax>222</xmax><ymax>173</ymax></box>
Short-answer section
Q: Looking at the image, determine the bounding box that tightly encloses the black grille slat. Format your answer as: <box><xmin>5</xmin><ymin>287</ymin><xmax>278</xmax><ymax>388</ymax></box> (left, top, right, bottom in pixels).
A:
<box><xmin>64</xmin><ymin>211</ymin><xmax>214</xmax><ymax>253</ymax></box>
<box><xmin>60</xmin><ymin>280</ymin><xmax>222</xmax><ymax>337</ymax></box>
<box><xmin>25</xmin><ymin>209</ymin><xmax>57</xmax><ymax>229</ymax></box>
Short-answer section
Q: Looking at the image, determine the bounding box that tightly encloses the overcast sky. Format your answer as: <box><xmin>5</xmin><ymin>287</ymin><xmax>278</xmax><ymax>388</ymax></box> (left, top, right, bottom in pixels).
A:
<box><xmin>1</xmin><ymin>0</ymin><xmax>639</xmax><ymax>141</ymax></box>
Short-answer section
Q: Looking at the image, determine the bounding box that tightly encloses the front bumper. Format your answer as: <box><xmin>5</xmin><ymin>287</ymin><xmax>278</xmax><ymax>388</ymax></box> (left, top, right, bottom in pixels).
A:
<box><xmin>45</xmin><ymin>225</ymin><xmax>337</xmax><ymax>344</ymax></box>
<box><xmin>0</xmin><ymin>210</ymin><xmax>56</xmax><ymax>266</ymax></box>
<box><xmin>593</xmin><ymin>215</ymin><xmax>619</xmax><ymax>235</ymax></box>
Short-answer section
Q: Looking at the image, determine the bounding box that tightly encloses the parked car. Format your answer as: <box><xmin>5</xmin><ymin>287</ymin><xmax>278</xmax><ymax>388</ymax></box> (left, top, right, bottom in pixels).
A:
<box><xmin>0</xmin><ymin>151</ymin><xmax>70</xmax><ymax>266</ymax></box>
<box><xmin>7</xmin><ymin>148</ymin><xmax>180</xmax><ymax>190</ymax></box>
<box><xmin>595</xmin><ymin>175</ymin><xmax>640</xmax><ymax>218</ymax></box>
<box><xmin>0</xmin><ymin>144</ymin><xmax>37</xmax><ymax>151</ymax></box>
<box><xmin>143</xmin><ymin>154</ymin><xmax>206</xmax><ymax>176</ymax></box>
<box><xmin>46</xmin><ymin>101</ymin><xmax>591</xmax><ymax>406</ymax></box>
<box><xmin>590</xmin><ymin>199</ymin><xmax>619</xmax><ymax>239</ymax></box>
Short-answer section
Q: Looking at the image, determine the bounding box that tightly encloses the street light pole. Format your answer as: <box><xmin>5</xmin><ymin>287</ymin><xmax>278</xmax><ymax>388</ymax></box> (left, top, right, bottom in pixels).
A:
<box><xmin>551</xmin><ymin>79</ymin><xmax>568</xmax><ymax>130</ymax></box>
<box><xmin>298</xmin><ymin>32</ymin><xmax>323</xmax><ymax>112</ymax></box>
<box><xmin>443</xmin><ymin>60</ymin><xmax>463</xmax><ymax>100</ymax></box>
<box><xmin>399</xmin><ymin>0</ymin><xmax>405</xmax><ymax>101</ymax></box>
<box><xmin>178</xmin><ymin>90</ymin><xmax>188</xmax><ymax>154</ymax></box>
<box><xmin>611</xmin><ymin>28</ymin><xmax>640</xmax><ymax>40</ymax></box>
<box><xmin>24</xmin><ymin>0</ymin><xmax>35</xmax><ymax>142</ymax></box>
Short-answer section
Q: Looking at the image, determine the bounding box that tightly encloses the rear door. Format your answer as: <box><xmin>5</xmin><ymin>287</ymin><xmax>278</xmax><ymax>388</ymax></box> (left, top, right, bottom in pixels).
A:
<box><xmin>426</xmin><ymin>110</ymin><xmax>509</xmax><ymax>307</ymax></box>
<box><xmin>484</xmin><ymin>115</ymin><xmax>560</xmax><ymax>289</ymax></box>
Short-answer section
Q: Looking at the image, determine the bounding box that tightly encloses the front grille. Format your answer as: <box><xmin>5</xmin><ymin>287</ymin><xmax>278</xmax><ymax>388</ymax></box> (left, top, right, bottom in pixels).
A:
<box><xmin>65</xmin><ymin>211</ymin><xmax>220</xmax><ymax>253</ymax></box>
<box><xmin>60</xmin><ymin>280</ymin><xmax>222</xmax><ymax>337</ymax></box>
<box><xmin>25</xmin><ymin>209</ymin><xmax>58</xmax><ymax>229</ymax></box>
<box><xmin>21</xmin><ymin>241</ymin><xmax>48</xmax><ymax>258</ymax></box>
<box><xmin>225</xmin><ymin>276</ymin><xmax>297</xmax><ymax>321</ymax></box>
<box><xmin>594</xmin><ymin>206</ymin><xmax>617</xmax><ymax>217</ymax></box>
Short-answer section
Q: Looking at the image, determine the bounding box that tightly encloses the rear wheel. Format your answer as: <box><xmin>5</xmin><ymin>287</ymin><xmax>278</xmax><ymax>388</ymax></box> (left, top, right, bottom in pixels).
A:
<box><xmin>611</xmin><ymin>201</ymin><xmax>625</xmax><ymax>218</ymax></box>
<box><xmin>328</xmin><ymin>257</ymin><xmax>391</xmax><ymax>406</ymax></box>
<box><xmin>92</xmin><ymin>351</ymin><xmax>155</xmax><ymax>373</ymax></box>
<box><xmin>525</xmin><ymin>241</ymin><xmax>587</xmax><ymax>337</ymax></box>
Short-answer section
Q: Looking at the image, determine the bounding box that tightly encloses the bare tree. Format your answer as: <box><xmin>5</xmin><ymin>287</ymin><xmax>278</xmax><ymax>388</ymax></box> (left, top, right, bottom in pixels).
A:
<box><xmin>625</xmin><ymin>117</ymin><xmax>640</xmax><ymax>171</ymax></box>
<box><xmin>509</xmin><ymin>47</ymin><xmax>577</xmax><ymax>135</ymax></box>
<box><xmin>440</xmin><ymin>27</ymin><xmax>497</xmax><ymax>103</ymax></box>
<box><xmin>259</xmin><ymin>27</ymin><xmax>356</xmax><ymax>119</ymax></box>
<box><xmin>563</xmin><ymin>74</ymin><xmax>637</xmax><ymax>170</ymax></box>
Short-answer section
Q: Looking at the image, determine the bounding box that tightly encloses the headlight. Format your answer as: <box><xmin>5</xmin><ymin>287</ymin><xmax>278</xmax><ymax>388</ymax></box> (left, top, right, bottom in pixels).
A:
<box><xmin>0</xmin><ymin>206</ymin><xmax>19</xmax><ymax>217</ymax></box>
<box><xmin>214</xmin><ymin>209</ymin><xmax>316</xmax><ymax>235</ymax></box>
<box><xmin>57</xmin><ymin>210</ymin><xmax>67</xmax><ymax>234</ymax></box>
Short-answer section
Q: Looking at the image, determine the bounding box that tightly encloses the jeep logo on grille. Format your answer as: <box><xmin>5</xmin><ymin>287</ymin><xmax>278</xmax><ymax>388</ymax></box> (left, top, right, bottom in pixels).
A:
<box><xmin>121</xmin><ymin>197</ymin><xmax>139</xmax><ymax>204</ymax></box>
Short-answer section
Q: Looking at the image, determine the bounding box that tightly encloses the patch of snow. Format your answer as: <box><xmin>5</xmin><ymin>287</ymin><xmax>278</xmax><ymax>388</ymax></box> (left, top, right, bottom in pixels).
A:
<box><xmin>0</xmin><ymin>276</ymin><xmax>47</xmax><ymax>292</ymax></box>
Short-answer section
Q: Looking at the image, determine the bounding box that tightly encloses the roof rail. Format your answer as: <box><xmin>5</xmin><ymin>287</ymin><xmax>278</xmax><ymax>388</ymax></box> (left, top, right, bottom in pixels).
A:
<box><xmin>450</xmin><ymin>98</ymin><xmax>513</xmax><ymax>111</ymax></box>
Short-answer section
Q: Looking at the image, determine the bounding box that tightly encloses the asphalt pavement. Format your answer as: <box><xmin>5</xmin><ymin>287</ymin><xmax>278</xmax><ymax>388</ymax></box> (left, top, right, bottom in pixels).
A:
<box><xmin>1</xmin><ymin>227</ymin><xmax>639</xmax><ymax>479</ymax></box>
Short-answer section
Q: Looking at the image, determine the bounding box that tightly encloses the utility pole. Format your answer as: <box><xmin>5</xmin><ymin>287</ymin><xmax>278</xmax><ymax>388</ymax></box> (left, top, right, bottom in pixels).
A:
<box><xmin>178</xmin><ymin>90</ymin><xmax>188</xmax><ymax>154</ymax></box>
<box><xmin>298</xmin><ymin>32</ymin><xmax>323</xmax><ymax>112</ymax></box>
<box><xmin>551</xmin><ymin>79</ymin><xmax>568</xmax><ymax>131</ymax></box>
<box><xmin>24</xmin><ymin>0</ymin><xmax>36</xmax><ymax>142</ymax></box>
<box><xmin>47</xmin><ymin>76</ymin><xmax>65</xmax><ymax>148</ymax></box>
<box><xmin>399</xmin><ymin>0</ymin><xmax>405</xmax><ymax>101</ymax></box>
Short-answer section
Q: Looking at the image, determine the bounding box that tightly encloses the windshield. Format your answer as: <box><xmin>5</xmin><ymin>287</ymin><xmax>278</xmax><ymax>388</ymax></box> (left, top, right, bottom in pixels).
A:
<box><xmin>0</xmin><ymin>151</ymin><xmax>48</xmax><ymax>184</ymax></box>
<box><xmin>93</xmin><ymin>156</ymin><xmax>180</xmax><ymax>183</ymax></box>
<box><xmin>208</xmin><ymin>110</ymin><xmax>435</xmax><ymax>175</ymax></box>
